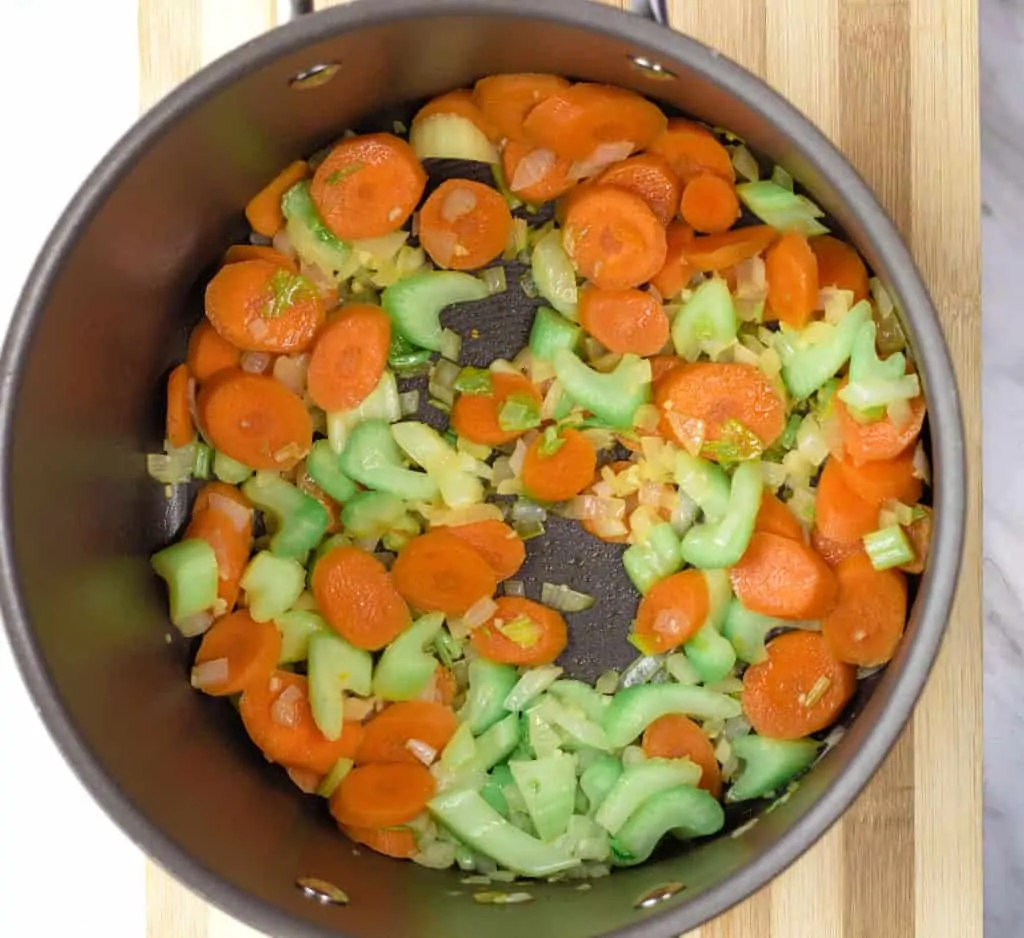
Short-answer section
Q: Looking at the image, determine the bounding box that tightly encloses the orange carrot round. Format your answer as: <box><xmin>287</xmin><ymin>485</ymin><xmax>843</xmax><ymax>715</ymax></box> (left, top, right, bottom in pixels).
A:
<box><xmin>223</xmin><ymin>244</ymin><xmax>299</xmax><ymax>271</ymax></box>
<box><xmin>418</xmin><ymin>179</ymin><xmax>513</xmax><ymax>271</ymax></box>
<box><xmin>355</xmin><ymin>701</ymin><xmax>458</xmax><ymax>765</ymax></box>
<box><xmin>312</xmin><ymin>545</ymin><xmax>411</xmax><ymax>651</ymax></box>
<box><xmin>473</xmin><ymin>73</ymin><xmax>571</xmax><ymax>142</ymax></box>
<box><xmin>834</xmin><ymin>451</ymin><xmax>922</xmax><ymax>508</ymax></box>
<box><xmin>730</xmin><ymin>532</ymin><xmax>839</xmax><ymax>620</ymax></box>
<box><xmin>166</xmin><ymin>363</ymin><xmax>195</xmax><ymax>449</ymax></box>
<box><xmin>450</xmin><ymin>371</ymin><xmax>542</xmax><ymax>446</ymax></box>
<box><xmin>413</xmin><ymin>89</ymin><xmax>499</xmax><ymax>140</ymax></box>
<box><xmin>642</xmin><ymin>714</ymin><xmax>722</xmax><ymax>799</ymax></box>
<box><xmin>440</xmin><ymin>520</ymin><xmax>526</xmax><ymax>581</ymax></box>
<box><xmin>330</xmin><ymin>762</ymin><xmax>435</xmax><ymax>828</ymax></box>
<box><xmin>341</xmin><ymin>824</ymin><xmax>418</xmax><ymax>859</ymax></box>
<box><xmin>755</xmin><ymin>491</ymin><xmax>804</xmax><ymax>541</ymax></box>
<box><xmin>680</xmin><ymin>225</ymin><xmax>778</xmax><ymax>272</ymax></box>
<box><xmin>185</xmin><ymin>481</ymin><xmax>254</xmax><ymax>611</ymax></box>
<box><xmin>193</xmin><ymin>610</ymin><xmax>281</xmax><ymax>696</ymax></box>
<box><xmin>814</xmin><ymin>457</ymin><xmax>880</xmax><ymax>543</ymax></box>
<box><xmin>502</xmin><ymin>140</ymin><xmax>576</xmax><ymax>202</ymax></box>
<box><xmin>306</xmin><ymin>304</ymin><xmax>390</xmax><ymax>412</ymax></box>
<box><xmin>311</xmin><ymin>133</ymin><xmax>427</xmax><ymax>240</ymax></box>
<box><xmin>765</xmin><ymin>231</ymin><xmax>819</xmax><ymax>328</ymax></box>
<box><xmin>391</xmin><ymin>530</ymin><xmax>498</xmax><ymax>616</ymax></box>
<box><xmin>521</xmin><ymin>428</ymin><xmax>597</xmax><ymax>503</ymax></box>
<box><xmin>822</xmin><ymin>553</ymin><xmax>908</xmax><ymax>666</ymax></box>
<box><xmin>810</xmin><ymin>526</ymin><xmax>865</xmax><ymax>568</ymax></box>
<box><xmin>650</xmin><ymin>222</ymin><xmax>697</xmax><ymax>299</ymax></box>
<box><xmin>563</xmin><ymin>185</ymin><xmax>667</xmax><ymax>290</ymax></box>
<box><xmin>649</xmin><ymin>354</ymin><xmax>686</xmax><ymax>388</ymax></box>
<box><xmin>205</xmin><ymin>259</ymin><xmax>324</xmax><ymax>353</ymax></box>
<box><xmin>596</xmin><ymin>153</ymin><xmax>683</xmax><ymax>227</ymax></box>
<box><xmin>633</xmin><ymin>569</ymin><xmax>710</xmax><ymax>654</ymax></box>
<box><xmin>810</xmin><ymin>235</ymin><xmax>869</xmax><ymax>303</ymax></box>
<box><xmin>648</xmin><ymin>119</ymin><xmax>735</xmax><ymax>184</ymax></box>
<box><xmin>741</xmin><ymin>630</ymin><xmax>856</xmax><ymax>739</ymax></box>
<box><xmin>470</xmin><ymin>596</ymin><xmax>568</xmax><ymax>666</ymax></box>
<box><xmin>245</xmin><ymin>160</ymin><xmax>309</xmax><ymax>238</ymax></box>
<box><xmin>680</xmin><ymin>173</ymin><xmax>741</xmax><ymax>235</ymax></box>
<box><xmin>197</xmin><ymin>370</ymin><xmax>312</xmax><ymax>470</ymax></box>
<box><xmin>187</xmin><ymin>320</ymin><xmax>242</xmax><ymax>383</ymax></box>
<box><xmin>835</xmin><ymin>391</ymin><xmax>926</xmax><ymax>465</ymax></box>
<box><xmin>578</xmin><ymin>285</ymin><xmax>670</xmax><ymax>356</ymax></box>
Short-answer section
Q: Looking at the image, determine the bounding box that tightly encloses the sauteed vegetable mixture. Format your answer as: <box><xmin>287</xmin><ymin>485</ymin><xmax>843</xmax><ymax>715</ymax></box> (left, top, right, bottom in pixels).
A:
<box><xmin>150</xmin><ymin>75</ymin><xmax>930</xmax><ymax>879</ymax></box>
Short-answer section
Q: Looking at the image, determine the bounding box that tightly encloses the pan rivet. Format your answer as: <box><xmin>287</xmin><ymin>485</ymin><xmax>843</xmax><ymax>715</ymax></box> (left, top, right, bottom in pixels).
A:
<box><xmin>634</xmin><ymin>881</ymin><xmax>686</xmax><ymax>909</ymax></box>
<box><xmin>628</xmin><ymin>55</ymin><xmax>677</xmax><ymax>80</ymax></box>
<box><xmin>290</xmin><ymin>63</ymin><xmax>340</xmax><ymax>90</ymax></box>
<box><xmin>296</xmin><ymin>877</ymin><xmax>349</xmax><ymax>905</ymax></box>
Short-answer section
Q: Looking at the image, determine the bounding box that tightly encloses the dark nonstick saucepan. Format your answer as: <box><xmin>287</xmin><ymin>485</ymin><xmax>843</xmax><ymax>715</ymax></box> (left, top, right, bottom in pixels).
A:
<box><xmin>1</xmin><ymin>1</ymin><xmax>965</xmax><ymax>936</ymax></box>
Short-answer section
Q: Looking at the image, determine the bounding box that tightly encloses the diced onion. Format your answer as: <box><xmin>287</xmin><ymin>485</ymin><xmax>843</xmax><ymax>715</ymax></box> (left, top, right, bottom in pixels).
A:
<box><xmin>580</xmin><ymin>427</ymin><xmax>616</xmax><ymax>452</ymax></box>
<box><xmin>405</xmin><ymin>738</ymin><xmax>438</xmax><ymax>766</ymax></box>
<box><xmin>561</xmin><ymin>495</ymin><xmax>626</xmax><ymax>522</ymax></box>
<box><xmin>670</xmin><ymin>491</ymin><xmax>699</xmax><ymax>535</ymax></box>
<box><xmin>440</xmin><ymin>328</ymin><xmax>463</xmax><ymax>363</ymax></box>
<box><xmin>450</xmin><ymin>595</ymin><xmax>499</xmax><ymax>639</ymax></box>
<box><xmin>441</xmin><ymin>186</ymin><xmax>478</xmax><ymax>222</ymax></box>
<box><xmin>373</xmin><ymin>551</ymin><xmax>396</xmax><ymax>568</ymax></box>
<box><xmin>509</xmin><ymin>439</ymin><xmax>528</xmax><ymax>477</ymax></box>
<box><xmin>147</xmin><ymin>442</ymin><xmax>197</xmax><ymax>485</ymax></box>
<box><xmin>400</xmin><ymin>390</ymin><xmax>420</xmax><ymax>416</ymax></box>
<box><xmin>870</xmin><ymin>277</ymin><xmax>895</xmax><ymax>317</ymax></box>
<box><xmin>796</xmin><ymin>415</ymin><xmax>830</xmax><ymax>467</ymax></box>
<box><xmin>819</xmin><ymin>287</ymin><xmax>854</xmax><ymax>323</ymax></box>
<box><xmin>241</xmin><ymin>351</ymin><xmax>273</xmax><ymax>374</ymax></box>
<box><xmin>271</xmin><ymin>684</ymin><xmax>304</xmax><ymax>728</ymax></box>
<box><xmin>568</xmin><ymin>141</ymin><xmax>634</xmax><ymax>180</ymax></box>
<box><xmin>511</xmin><ymin>500</ymin><xmax>547</xmax><ymax>524</ymax></box>
<box><xmin>819</xmin><ymin>411</ymin><xmax>845</xmax><ymax>459</ymax></box>
<box><xmin>273</xmin><ymin>354</ymin><xmax>309</xmax><ymax>396</ymax></box>
<box><xmin>429</xmin><ymin>359</ymin><xmax>461</xmax><ymax>406</ymax></box>
<box><xmin>413</xmin><ymin>840</ymin><xmax>458</xmax><ymax>870</ymax></box>
<box><xmin>912</xmin><ymin>441</ymin><xmax>931</xmax><ymax>484</ymax></box>
<box><xmin>633</xmin><ymin>404</ymin><xmax>661</xmax><ymax>433</ymax></box>
<box><xmin>540</xmin><ymin>381</ymin><xmax>564</xmax><ymax>421</ymax></box>
<box><xmin>480</xmin><ymin>266</ymin><xmax>507</xmax><ymax>295</ymax></box>
<box><xmin>344</xmin><ymin>697</ymin><xmax>376</xmax><ymax>721</ymax></box>
<box><xmin>504</xmin><ymin>579</ymin><xmax>525</xmax><ymax>598</ymax></box>
<box><xmin>207</xmin><ymin>492</ymin><xmax>251</xmax><ymax>534</ymax></box>
<box><xmin>178</xmin><ymin>611</ymin><xmax>214</xmax><ymax>638</ymax></box>
<box><xmin>731</xmin><ymin>144</ymin><xmax>760</xmax><ymax>183</ymax></box>
<box><xmin>271</xmin><ymin>228</ymin><xmax>296</xmax><ymax>260</ymax></box>
<box><xmin>887</xmin><ymin>397</ymin><xmax>912</xmax><ymax>430</ymax></box>
<box><xmin>190</xmin><ymin>657</ymin><xmax>228</xmax><ymax>690</ymax></box>
<box><xmin>286</xmin><ymin>767</ymin><xmax>320</xmax><ymax>794</ymax></box>
<box><xmin>620</xmin><ymin>654</ymin><xmax>664</xmax><ymax>687</ymax></box>
<box><xmin>541</xmin><ymin>582</ymin><xmax>595</xmax><ymax>613</ymax></box>
<box><xmin>591</xmin><ymin>518</ymin><xmax>629</xmax><ymax>538</ymax></box>
<box><xmin>511</xmin><ymin>148</ymin><xmax>557</xmax><ymax>192</ymax></box>
<box><xmin>595</xmin><ymin>670</ymin><xmax>619</xmax><ymax>695</ymax></box>
<box><xmin>734</xmin><ymin>256</ymin><xmax>767</xmax><ymax>300</ymax></box>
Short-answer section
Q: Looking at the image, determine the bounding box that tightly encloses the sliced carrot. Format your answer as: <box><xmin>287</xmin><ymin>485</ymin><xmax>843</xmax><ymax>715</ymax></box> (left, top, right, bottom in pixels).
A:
<box><xmin>655</xmin><ymin>362</ymin><xmax>787</xmax><ymax>454</ymax></box>
<box><xmin>473</xmin><ymin>73</ymin><xmax>571</xmax><ymax>142</ymax></box>
<box><xmin>193</xmin><ymin>610</ymin><xmax>281</xmax><ymax>696</ymax></box>
<box><xmin>502</xmin><ymin>140</ymin><xmax>576</xmax><ymax>203</ymax></box>
<box><xmin>814</xmin><ymin>457</ymin><xmax>880</xmax><ymax>543</ymax></box>
<box><xmin>185</xmin><ymin>481</ymin><xmax>254</xmax><ymax>611</ymax></box>
<box><xmin>166</xmin><ymin>363</ymin><xmax>195</xmax><ymax>449</ymax></box>
<box><xmin>521</xmin><ymin>83</ymin><xmax>667</xmax><ymax>161</ymax></box>
<box><xmin>596</xmin><ymin>153</ymin><xmax>683</xmax><ymax>227</ymax></box>
<box><xmin>810</xmin><ymin>235</ymin><xmax>869</xmax><ymax>303</ymax></box>
<box><xmin>223</xmin><ymin>244</ymin><xmax>299</xmax><ymax>271</ymax></box>
<box><xmin>562</xmin><ymin>185</ymin><xmax>667</xmax><ymax>290</ymax></box>
<box><xmin>578</xmin><ymin>285</ymin><xmax>670</xmax><ymax>356</ymax></box>
<box><xmin>197</xmin><ymin>370</ymin><xmax>312</xmax><ymax>470</ymax></box>
<box><xmin>680</xmin><ymin>173</ymin><xmax>741</xmax><ymax>235</ymax></box>
<box><xmin>187</xmin><ymin>320</ymin><xmax>242</xmax><ymax>383</ymax></box>
<box><xmin>440</xmin><ymin>520</ymin><xmax>526</xmax><ymax>581</ymax></box>
<box><xmin>648</xmin><ymin>119</ymin><xmax>735</xmax><ymax>184</ymax></box>
<box><xmin>312</xmin><ymin>545</ymin><xmax>411</xmax><ymax>651</ymax></box>
<box><xmin>341</xmin><ymin>824</ymin><xmax>418</xmax><ymax>859</ymax></box>
<box><xmin>765</xmin><ymin>231</ymin><xmax>819</xmax><ymax>328</ymax></box>
<box><xmin>471</xmin><ymin>596</ymin><xmax>568</xmax><ymax>666</ymax></box>
<box><xmin>356</xmin><ymin>701</ymin><xmax>458</xmax><ymax>765</ymax></box>
<box><xmin>450</xmin><ymin>371</ymin><xmax>542</xmax><ymax>446</ymax></box>
<box><xmin>418</xmin><ymin>179</ymin><xmax>513</xmax><ymax>271</ymax></box>
<box><xmin>822</xmin><ymin>553</ymin><xmax>907</xmax><ymax>666</ymax></box>
<box><xmin>642</xmin><ymin>714</ymin><xmax>722</xmax><ymax>799</ymax></box>
<box><xmin>245</xmin><ymin>160</ymin><xmax>309</xmax><ymax>238</ymax></box>
<box><xmin>834</xmin><ymin>451</ymin><xmax>922</xmax><ymax>507</ymax></box>
<box><xmin>650</xmin><ymin>221</ymin><xmax>697</xmax><ymax>299</ymax></box>
<box><xmin>521</xmin><ymin>428</ymin><xmax>597</xmax><ymax>503</ymax></box>
<box><xmin>632</xmin><ymin>569</ymin><xmax>710</xmax><ymax>654</ymax></box>
<box><xmin>412</xmin><ymin>89</ymin><xmax>499</xmax><ymax>140</ymax></box>
<box><xmin>810</xmin><ymin>526</ymin><xmax>865</xmax><ymax>568</ymax></box>
<box><xmin>730</xmin><ymin>532</ymin><xmax>839</xmax><ymax>620</ymax></box>
<box><xmin>330</xmin><ymin>762</ymin><xmax>435</xmax><ymax>828</ymax></box>
<box><xmin>240</xmin><ymin>671</ymin><xmax>363</xmax><ymax>774</ymax></box>
<box><xmin>310</xmin><ymin>133</ymin><xmax>427</xmax><ymax>241</ymax></box>
<box><xmin>741</xmin><ymin>630</ymin><xmax>856</xmax><ymax>739</ymax></box>
<box><xmin>205</xmin><ymin>259</ymin><xmax>324</xmax><ymax>354</ymax></box>
<box><xmin>306</xmin><ymin>304</ymin><xmax>390</xmax><ymax>412</ymax></box>
<box><xmin>835</xmin><ymin>391</ymin><xmax>927</xmax><ymax>465</ymax></box>
<box><xmin>650</xmin><ymin>354</ymin><xmax>686</xmax><ymax>388</ymax></box>
<box><xmin>680</xmin><ymin>225</ymin><xmax>778</xmax><ymax>272</ymax></box>
<box><xmin>391</xmin><ymin>530</ymin><xmax>498</xmax><ymax>616</ymax></box>
<box><xmin>755</xmin><ymin>491</ymin><xmax>804</xmax><ymax>541</ymax></box>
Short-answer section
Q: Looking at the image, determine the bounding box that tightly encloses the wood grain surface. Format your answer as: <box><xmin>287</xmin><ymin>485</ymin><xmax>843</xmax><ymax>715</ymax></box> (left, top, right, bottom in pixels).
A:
<box><xmin>139</xmin><ymin>1</ymin><xmax>982</xmax><ymax>936</ymax></box>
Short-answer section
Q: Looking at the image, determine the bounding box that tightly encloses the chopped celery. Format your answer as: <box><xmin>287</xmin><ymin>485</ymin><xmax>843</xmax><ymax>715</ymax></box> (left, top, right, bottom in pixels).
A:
<box><xmin>281</xmin><ymin>181</ymin><xmax>356</xmax><ymax>280</ymax></box>
<box><xmin>480</xmin><ymin>766</ymin><xmax>512</xmax><ymax>818</ymax></box>
<box><xmin>504</xmin><ymin>666</ymin><xmax>564</xmax><ymax>713</ymax></box>
<box><xmin>498</xmin><ymin>394</ymin><xmax>542</xmax><ymax>433</ymax></box>
<box><xmin>683</xmin><ymin>622</ymin><xmax>737</xmax><ymax>684</ymax></box>
<box><xmin>530</xmin><ymin>306</ymin><xmax>582</xmax><ymax>362</ymax></box>
<box><xmin>239</xmin><ymin>551</ymin><xmax>306</xmax><ymax>622</ymax></box>
<box><xmin>440</xmin><ymin>722</ymin><xmax>477</xmax><ymax>772</ymax></box>
<box><xmin>736</xmin><ymin>180</ymin><xmax>829</xmax><ymax>236</ymax></box>
<box><xmin>306</xmin><ymin>440</ymin><xmax>358</xmax><ymax>503</ymax></box>
<box><xmin>701</xmin><ymin>419</ymin><xmax>764</xmax><ymax>464</ymax></box>
<box><xmin>680</xmin><ymin>460</ymin><xmax>763</xmax><ymax>568</ymax></box>
<box><xmin>274</xmin><ymin>609</ymin><xmax>327</xmax><ymax>664</ymax></box>
<box><xmin>770</xmin><ymin>165</ymin><xmax>794</xmax><ymax>191</ymax></box>
<box><xmin>339</xmin><ymin>420</ymin><xmax>439</xmax><ymax>502</ymax></box>
<box><xmin>547</xmin><ymin>681</ymin><xmax>611</xmax><ymax>724</ymax></box>
<box><xmin>580</xmin><ymin>755</ymin><xmax>623</xmax><ymax>816</ymax></box>
<box><xmin>341</xmin><ymin>490</ymin><xmax>416</xmax><ymax>543</ymax></box>
<box><xmin>213</xmin><ymin>450</ymin><xmax>254</xmax><ymax>485</ymax></box>
<box><xmin>594</xmin><ymin>758</ymin><xmax>702</xmax><ymax>835</ymax></box>
<box><xmin>532</xmin><ymin>229</ymin><xmax>579</xmax><ymax>320</ymax></box>
<box><xmin>622</xmin><ymin>522</ymin><xmax>683</xmax><ymax>594</ymax></box>
<box><xmin>459</xmin><ymin>660</ymin><xmax>518</xmax><ymax>734</ymax></box>
<box><xmin>392</xmin><ymin>420</ymin><xmax>483</xmax><ymax>508</ymax></box>
<box><xmin>726</xmin><ymin>735</ymin><xmax>821</xmax><ymax>802</ymax></box>
<box><xmin>531</xmin><ymin>695</ymin><xmax>613</xmax><ymax>751</ymax></box>
<box><xmin>558</xmin><ymin>814</ymin><xmax>612</xmax><ymax>862</ymax></box>
<box><xmin>672</xmin><ymin>277</ymin><xmax>739</xmax><ymax>362</ymax></box>
<box><xmin>611</xmin><ymin>785</ymin><xmax>725</xmax><ymax>866</ymax></box>
<box><xmin>389</xmin><ymin>332</ymin><xmax>432</xmax><ymax>373</ymax></box>
<box><xmin>776</xmin><ymin>299</ymin><xmax>871</xmax><ymax>400</ymax></box>
<box><xmin>242</xmin><ymin>472</ymin><xmax>329</xmax><ymax>561</ymax></box>
<box><xmin>509</xmin><ymin>752</ymin><xmax>576</xmax><ymax>841</ymax></box>
<box><xmin>526</xmin><ymin>709</ymin><xmax>563</xmax><ymax>758</ymax></box>
<box><xmin>373</xmin><ymin>612</ymin><xmax>444</xmax><ymax>700</ymax></box>
<box><xmin>863</xmin><ymin>524</ymin><xmax>915</xmax><ymax>570</ymax></box>
<box><xmin>433</xmin><ymin>628</ymin><xmax>464</xmax><ymax>669</ymax></box>
<box><xmin>837</xmin><ymin>319</ymin><xmax>921</xmax><ymax>412</ymax></box>
<box><xmin>675</xmin><ymin>451</ymin><xmax>731</xmax><ymax>524</ymax></box>
<box><xmin>316</xmin><ymin>757</ymin><xmax>354</xmax><ymax>798</ymax></box>
<box><xmin>192</xmin><ymin>442</ymin><xmax>213</xmax><ymax>480</ymax></box>
<box><xmin>553</xmin><ymin>350</ymin><xmax>651</xmax><ymax>429</ymax></box>
<box><xmin>325</xmin><ymin>370</ymin><xmax>402</xmax><ymax>453</ymax></box>
<box><xmin>454</xmin><ymin>366</ymin><xmax>493</xmax><ymax>395</ymax></box>
<box><xmin>382</xmin><ymin>270</ymin><xmax>489</xmax><ymax>352</ymax></box>
<box><xmin>428</xmin><ymin>788</ymin><xmax>580</xmax><ymax>876</ymax></box>
<box><xmin>722</xmin><ymin>597</ymin><xmax>785</xmax><ymax>664</ymax></box>
<box><xmin>468</xmin><ymin>713</ymin><xmax>521</xmax><ymax>772</ymax></box>
<box><xmin>151</xmin><ymin>539</ymin><xmax>218</xmax><ymax>626</ymax></box>
<box><xmin>603</xmin><ymin>684</ymin><xmax>741</xmax><ymax>749</ymax></box>
<box><xmin>308</xmin><ymin>632</ymin><xmax>373</xmax><ymax>740</ymax></box>
<box><xmin>410</xmin><ymin>112</ymin><xmax>499</xmax><ymax>163</ymax></box>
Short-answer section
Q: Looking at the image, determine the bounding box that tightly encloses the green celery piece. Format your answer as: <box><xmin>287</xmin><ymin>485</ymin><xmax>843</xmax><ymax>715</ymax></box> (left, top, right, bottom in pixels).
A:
<box><xmin>340</xmin><ymin>490</ymin><xmax>412</xmax><ymax>542</ymax></box>
<box><xmin>863</xmin><ymin>524</ymin><xmax>916</xmax><ymax>570</ymax></box>
<box><xmin>306</xmin><ymin>440</ymin><xmax>358</xmax><ymax>503</ymax></box>
<box><xmin>339</xmin><ymin>420</ymin><xmax>439</xmax><ymax>502</ymax></box>
<box><xmin>372</xmin><ymin>612</ymin><xmax>444</xmax><ymax>700</ymax></box>
<box><xmin>553</xmin><ymin>349</ymin><xmax>651</xmax><ymax>429</ymax></box>
<box><xmin>281</xmin><ymin>181</ymin><xmax>356</xmax><ymax>280</ymax></box>
<box><xmin>532</xmin><ymin>229</ymin><xmax>579</xmax><ymax>319</ymax></box>
<box><xmin>307</xmin><ymin>631</ymin><xmax>373</xmax><ymax>740</ymax></box>
<box><xmin>557</xmin><ymin>813</ymin><xmax>612</xmax><ymax>862</ymax></box>
<box><xmin>837</xmin><ymin>319</ymin><xmax>921</xmax><ymax>412</ymax></box>
<box><xmin>433</xmin><ymin>628</ymin><xmax>464</xmax><ymax>669</ymax></box>
<box><xmin>151</xmin><ymin>539</ymin><xmax>218</xmax><ymax>625</ymax></box>
<box><xmin>504</xmin><ymin>665</ymin><xmax>564</xmax><ymax>713</ymax></box>
<box><xmin>547</xmin><ymin>681</ymin><xmax>611</xmax><ymax>724</ymax></box>
<box><xmin>212</xmin><ymin>450</ymin><xmax>253</xmax><ymax>485</ymax></box>
<box><xmin>389</xmin><ymin>332</ymin><xmax>432</xmax><ymax>373</ymax></box>
<box><xmin>681</xmin><ymin>460</ymin><xmax>763</xmax><ymax>569</ymax></box>
<box><xmin>453</xmin><ymin>366</ymin><xmax>493</xmax><ymax>395</ymax></box>
<box><xmin>498</xmin><ymin>393</ymin><xmax>542</xmax><ymax>433</ymax></box>
<box><xmin>428</xmin><ymin>788</ymin><xmax>580</xmax><ymax>876</ymax></box>
<box><xmin>675</xmin><ymin>451</ymin><xmax>731</xmax><ymax>524</ymax></box>
<box><xmin>382</xmin><ymin>270</ymin><xmax>489</xmax><ymax>352</ymax></box>
<box><xmin>531</xmin><ymin>695</ymin><xmax>612</xmax><ymax>751</ymax></box>
<box><xmin>440</xmin><ymin>721</ymin><xmax>477</xmax><ymax>770</ymax></box>
<box><xmin>326</xmin><ymin>370</ymin><xmax>402</xmax><ymax>454</ymax></box>
<box><xmin>509</xmin><ymin>752</ymin><xmax>576</xmax><ymax>841</ymax></box>
<box><xmin>603</xmin><ymin>684</ymin><xmax>741</xmax><ymax>749</ymax></box>
<box><xmin>192</xmin><ymin>442</ymin><xmax>213</xmax><ymax>480</ymax></box>
<box><xmin>726</xmin><ymin>735</ymin><xmax>821</xmax><ymax>803</ymax></box>
<box><xmin>594</xmin><ymin>758</ymin><xmax>702</xmax><ymax>835</ymax></box>
<box><xmin>622</xmin><ymin>522</ymin><xmax>683</xmax><ymax>594</ymax></box>
<box><xmin>777</xmin><ymin>299</ymin><xmax>871</xmax><ymax>400</ymax></box>
<box><xmin>242</xmin><ymin>472</ymin><xmax>329</xmax><ymax>561</ymax></box>
<box><xmin>579</xmin><ymin>755</ymin><xmax>623</xmax><ymax>816</ymax></box>
<box><xmin>458</xmin><ymin>659</ymin><xmax>518</xmax><ymax>734</ymax></box>
<box><xmin>722</xmin><ymin>597</ymin><xmax>785</xmax><ymax>664</ymax></box>
<box><xmin>467</xmin><ymin>713</ymin><xmax>521</xmax><ymax>772</ymax></box>
<box><xmin>526</xmin><ymin>709</ymin><xmax>564</xmax><ymax>758</ymax></box>
<box><xmin>480</xmin><ymin>766</ymin><xmax>512</xmax><ymax>818</ymax></box>
<box><xmin>735</xmin><ymin>180</ymin><xmax>829</xmax><ymax>236</ymax></box>
<box><xmin>274</xmin><ymin>609</ymin><xmax>327</xmax><ymax>664</ymax></box>
<box><xmin>240</xmin><ymin>551</ymin><xmax>306</xmax><ymax>622</ymax></box>
<box><xmin>683</xmin><ymin>570</ymin><xmax>736</xmax><ymax>682</ymax></box>
<box><xmin>671</xmin><ymin>277</ymin><xmax>739</xmax><ymax>362</ymax></box>
<box><xmin>391</xmin><ymin>420</ymin><xmax>483</xmax><ymax>508</ymax></box>
<box><xmin>530</xmin><ymin>306</ymin><xmax>582</xmax><ymax>361</ymax></box>
<box><xmin>315</xmin><ymin>758</ymin><xmax>354</xmax><ymax>798</ymax></box>
<box><xmin>610</xmin><ymin>785</ymin><xmax>725</xmax><ymax>866</ymax></box>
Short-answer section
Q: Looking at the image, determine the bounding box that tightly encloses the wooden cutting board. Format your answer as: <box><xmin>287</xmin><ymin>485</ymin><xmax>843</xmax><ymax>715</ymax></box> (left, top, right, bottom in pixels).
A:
<box><xmin>140</xmin><ymin>2</ymin><xmax>982</xmax><ymax>936</ymax></box>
